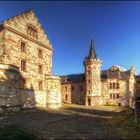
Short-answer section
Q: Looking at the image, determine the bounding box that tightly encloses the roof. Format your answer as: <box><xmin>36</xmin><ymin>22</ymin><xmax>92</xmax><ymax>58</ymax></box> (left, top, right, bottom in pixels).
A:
<box><xmin>61</xmin><ymin>66</ymin><xmax>131</xmax><ymax>84</ymax></box>
<box><xmin>88</xmin><ymin>39</ymin><xmax>97</xmax><ymax>59</ymax></box>
<box><xmin>0</xmin><ymin>10</ymin><xmax>33</xmax><ymax>25</ymax></box>
<box><xmin>101</xmin><ymin>70</ymin><xmax>108</xmax><ymax>79</ymax></box>
<box><xmin>0</xmin><ymin>9</ymin><xmax>52</xmax><ymax>50</ymax></box>
<box><xmin>61</xmin><ymin>73</ymin><xmax>85</xmax><ymax>84</ymax></box>
<box><xmin>109</xmin><ymin>65</ymin><xmax>126</xmax><ymax>72</ymax></box>
<box><xmin>120</xmin><ymin>70</ymin><xmax>130</xmax><ymax>78</ymax></box>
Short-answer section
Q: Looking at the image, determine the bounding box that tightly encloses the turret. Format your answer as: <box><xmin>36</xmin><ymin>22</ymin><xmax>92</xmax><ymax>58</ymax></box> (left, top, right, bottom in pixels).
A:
<box><xmin>84</xmin><ymin>39</ymin><xmax>102</xmax><ymax>106</ymax></box>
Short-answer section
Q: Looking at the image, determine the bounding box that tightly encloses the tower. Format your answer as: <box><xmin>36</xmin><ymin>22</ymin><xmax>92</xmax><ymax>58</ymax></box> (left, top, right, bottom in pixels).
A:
<box><xmin>84</xmin><ymin>39</ymin><xmax>102</xmax><ymax>106</ymax></box>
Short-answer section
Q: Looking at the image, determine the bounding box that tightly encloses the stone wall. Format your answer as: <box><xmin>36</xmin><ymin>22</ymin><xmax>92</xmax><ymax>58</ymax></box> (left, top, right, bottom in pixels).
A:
<box><xmin>102</xmin><ymin>78</ymin><xmax>129</xmax><ymax>106</ymax></box>
<box><xmin>0</xmin><ymin>10</ymin><xmax>62</xmax><ymax>112</ymax></box>
<box><xmin>61</xmin><ymin>83</ymin><xmax>72</xmax><ymax>104</ymax></box>
<box><xmin>84</xmin><ymin>57</ymin><xmax>102</xmax><ymax>106</ymax></box>
<box><xmin>3</xmin><ymin>28</ymin><xmax>52</xmax><ymax>89</ymax></box>
<box><xmin>0</xmin><ymin>64</ymin><xmax>21</xmax><ymax>113</ymax></box>
<box><xmin>61</xmin><ymin>82</ymin><xmax>85</xmax><ymax>104</ymax></box>
<box><xmin>135</xmin><ymin>76</ymin><xmax>140</xmax><ymax>97</ymax></box>
<box><xmin>0</xmin><ymin>10</ymin><xmax>53</xmax><ymax>92</ymax></box>
<box><xmin>46</xmin><ymin>75</ymin><xmax>61</xmax><ymax>109</ymax></box>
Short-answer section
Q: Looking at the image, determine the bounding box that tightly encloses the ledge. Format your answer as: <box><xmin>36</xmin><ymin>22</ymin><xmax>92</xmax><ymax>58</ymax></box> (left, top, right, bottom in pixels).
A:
<box><xmin>0</xmin><ymin>63</ymin><xmax>19</xmax><ymax>71</ymax></box>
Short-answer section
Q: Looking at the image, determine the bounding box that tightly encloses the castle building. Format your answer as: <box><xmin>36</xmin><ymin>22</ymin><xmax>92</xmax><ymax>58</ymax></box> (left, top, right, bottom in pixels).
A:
<box><xmin>61</xmin><ymin>39</ymin><xmax>136</xmax><ymax>107</ymax></box>
<box><xmin>0</xmin><ymin>10</ymin><xmax>61</xmax><ymax>113</ymax></box>
<box><xmin>0</xmin><ymin>10</ymin><xmax>139</xmax><ymax>114</ymax></box>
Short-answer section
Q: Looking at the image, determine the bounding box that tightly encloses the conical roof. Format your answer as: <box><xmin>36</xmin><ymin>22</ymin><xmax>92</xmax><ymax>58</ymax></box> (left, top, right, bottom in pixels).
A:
<box><xmin>88</xmin><ymin>39</ymin><xmax>97</xmax><ymax>59</ymax></box>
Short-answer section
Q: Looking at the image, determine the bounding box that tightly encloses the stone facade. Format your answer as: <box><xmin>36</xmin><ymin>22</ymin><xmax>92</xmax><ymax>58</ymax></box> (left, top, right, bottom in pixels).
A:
<box><xmin>61</xmin><ymin>74</ymin><xmax>85</xmax><ymax>104</ymax></box>
<box><xmin>61</xmin><ymin>40</ymin><xmax>136</xmax><ymax>107</ymax></box>
<box><xmin>135</xmin><ymin>76</ymin><xmax>140</xmax><ymax>98</ymax></box>
<box><xmin>135</xmin><ymin>76</ymin><xmax>140</xmax><ymax>122</ymax></box>
<box><xmin>0</xmin><ymin>10</ymin><xmax>61</xmax><ymax>113</ymax></box>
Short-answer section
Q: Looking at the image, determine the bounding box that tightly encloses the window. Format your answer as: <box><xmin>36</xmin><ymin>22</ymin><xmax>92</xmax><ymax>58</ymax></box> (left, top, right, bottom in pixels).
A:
<box><xmin>113</xmin><ymin>82</ymin><xmax>115</xmax><ymax>89</ymax></box>
<box><xmin>80</xmin><ymin>86</ymin><xmax>83</xmax><ymax>91</ymax></box>
<box><xmin>72</xmin><ymin>86</ymin><xmax>74</xmax><ymax>91</ymax></box>
<box><xmin>20</xmin><ymin>79</ymin><xmax>26</xmax><ymax>89</ymax></box>
<box><xmin>116</xmin><ymin>94</ymin><xmax>119</xmax><ymax>98</ymax></box>
<box><xmin>21</xmin><ymin>60</ymin><xmax>26</xmax><ymax>71</ymax></box>
<box><xmin>38</xmin><ymin>49</ymin><xmax>43</xmax><ymax>59</ymax></box>
<box><xmin>110</xmin><ymin>82</ymin><xmax>119</xmax><ymax>89</ymax></box>
<box><xmin>110</xmin><ymin>83</ymin><xmax>112</xmax><ymax>89</ymax></box>
<box><xmin>116</xmin><ymin>83</ymin><xmax>119</xmax><ymax>89</ymax></box>
<box><xmin>113</xmin><ymin>94</ymin><xmax>115</xmax><ymax>99</ymax></box>
<box><xmin>38</xmin><ymin>65</ymin><xmax>43</xmax><ymax>74</ymax></box>
<box><xmin>27</xmin><ymin>24</ymin><xmax>38</xmax><ymax>39</ymax></box>
<box><xmin>110</xmin><ymin>94</ymin><xmax>112</xmax><ymax>99</ymax></box>
<box><xmin>39</xmin><ymin>81</ymin><xmax>43</xmax><ymax>90</ymax></box>
<box><xmin>65</xmin><ymin>86</ymin><xmax>67</xmax><ymax>92</ymax></box>
<box><xmin>87</xmin><ymin>70</ymin><xmax>90</xmax><ymax>75</ymax></box>
<box><xmin>21</xmin><ymin>42</ymin><xmax>26</xmax><ymax>53</ymax></box>
<box><xmin>111</xmin><ymin>93</ymin><xmax>119</xmax><ymax>99</ymax></box>
<box><xmin>65</xmin><ymin>94</ymin><xmax>68</xmax><ymax>101</ymax></box>
<box><xmin>87</xmin><ymin>80</ymin><xmax>90</xmax><ymax>84</ymax></box>
<box><xmin>67</xmin><ymin>78</ymin><xmax>71</xmax><ymax>82</ymax></box>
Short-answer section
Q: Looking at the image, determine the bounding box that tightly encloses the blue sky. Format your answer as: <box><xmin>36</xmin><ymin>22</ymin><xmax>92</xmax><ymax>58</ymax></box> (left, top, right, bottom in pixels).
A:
<box><xmin>0</xmin><ymin>1</ymin><xmax>140</xmax><ymax>75</ymax></box>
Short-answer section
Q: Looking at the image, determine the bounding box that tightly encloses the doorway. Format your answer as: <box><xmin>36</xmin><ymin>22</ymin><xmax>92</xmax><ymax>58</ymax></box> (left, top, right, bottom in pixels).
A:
<box><xmin>88</xmin><ymin>97</ymin><xmax>91</xmax><ymax>106</ymax></box>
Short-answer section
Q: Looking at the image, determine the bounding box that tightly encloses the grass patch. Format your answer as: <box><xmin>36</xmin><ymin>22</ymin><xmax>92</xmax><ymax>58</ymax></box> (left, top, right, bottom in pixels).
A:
<box><xmin>0</xmin><ymin>125</ymin><xmax>38</xmax><ymax>140</ymax></box>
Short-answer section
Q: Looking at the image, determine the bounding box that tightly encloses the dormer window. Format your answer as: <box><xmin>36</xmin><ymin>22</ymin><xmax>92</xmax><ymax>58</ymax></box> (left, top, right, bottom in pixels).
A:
<box><xmin>27</xmin><ymin>24</ymin><xmax>38</xmax><ymax>39</ymax></box>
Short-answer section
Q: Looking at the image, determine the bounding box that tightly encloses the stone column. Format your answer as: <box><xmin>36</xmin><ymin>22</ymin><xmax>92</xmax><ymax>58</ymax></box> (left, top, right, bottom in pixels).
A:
<box><xmin>45</xmin><ymin>75</ymin><xmax>61</xmax><ymax>109</ymax></box>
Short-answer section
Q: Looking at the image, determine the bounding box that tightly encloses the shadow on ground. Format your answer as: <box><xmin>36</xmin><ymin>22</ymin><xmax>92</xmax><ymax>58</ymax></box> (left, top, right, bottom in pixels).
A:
<box><xmin>0</xmin><ymin>104</ymin><xmax>132</xmax><ymax>139</ymax></box>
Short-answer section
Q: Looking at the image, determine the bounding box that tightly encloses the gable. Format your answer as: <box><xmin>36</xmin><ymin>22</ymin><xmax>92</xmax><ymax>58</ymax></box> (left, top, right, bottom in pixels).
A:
<box><xmin>2</xmin><ymin>10</ymin><xmax>52</xmax><ymax>49</ymax></box>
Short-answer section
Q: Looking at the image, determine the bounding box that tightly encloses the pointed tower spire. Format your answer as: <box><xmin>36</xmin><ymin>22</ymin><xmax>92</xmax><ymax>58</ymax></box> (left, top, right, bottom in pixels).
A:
<box><xmin>88</xmin><ymin>38</ymin><xmax>97</xmax><ymax>59</ymax></box>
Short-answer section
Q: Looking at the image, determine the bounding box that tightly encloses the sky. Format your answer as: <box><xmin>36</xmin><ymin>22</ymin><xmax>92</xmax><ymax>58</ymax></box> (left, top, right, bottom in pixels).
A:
<box><xmin>0</xmin><ymin>1</ymin><xmax>140</xmax><ymax>75</ymax></box>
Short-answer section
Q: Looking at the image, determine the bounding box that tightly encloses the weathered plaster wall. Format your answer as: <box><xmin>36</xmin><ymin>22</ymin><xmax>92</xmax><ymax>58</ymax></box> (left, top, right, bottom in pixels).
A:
<box><xmin>61</xmin><ymin>82</ymin><xmax>85</xmax><ymax>104</ymax></box>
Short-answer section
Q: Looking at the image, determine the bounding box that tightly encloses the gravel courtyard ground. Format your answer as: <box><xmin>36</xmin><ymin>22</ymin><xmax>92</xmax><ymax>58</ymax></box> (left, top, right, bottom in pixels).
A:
<box><xmin>0</xmin><ymin>104</ymin><xmax>139</xmax><ymax>139</ymax></box>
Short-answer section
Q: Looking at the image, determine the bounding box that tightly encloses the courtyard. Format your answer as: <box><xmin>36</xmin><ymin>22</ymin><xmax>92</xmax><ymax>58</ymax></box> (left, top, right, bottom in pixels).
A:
<box><xmin>0</xmin><ymin>104</ymin><xmax>140</xmax><ymax>139</ymax></box>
